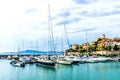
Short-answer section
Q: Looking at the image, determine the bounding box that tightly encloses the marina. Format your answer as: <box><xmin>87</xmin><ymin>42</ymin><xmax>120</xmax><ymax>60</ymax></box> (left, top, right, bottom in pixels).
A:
<box><xmin>0</xmin><ymin>0</ymin><xmax>120</xmax><ymax>80</ymax></box>
<box><xmin>0</xmin><ymin>59</ymin><xmax>120</xmax><ymax>80</ymax></box>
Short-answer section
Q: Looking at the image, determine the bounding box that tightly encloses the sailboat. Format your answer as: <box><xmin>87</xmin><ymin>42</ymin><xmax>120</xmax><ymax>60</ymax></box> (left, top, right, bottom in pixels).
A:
<box><xmin>56</xmin><ymin>55</ymin><xmax>73</xmax><ymax>65</ymax></box>
<box><xmin>10</xmin><ymin>59</ymin><xmax>25</xmax><ymax>67</ymax></box>
<box><xmin>56</xmin><ymin>37</ymin><xmax>72</xmax><ymax>65</ymax></box>
<box><xmin>37</xmin><ymin>5</ymin><xmax>56</xmax><ymax>67</ymax></box>
<box><xmin>10</xmin><ymin>45</ymin><xmax>25</xmax><ymax>67</ymax></box>
<box><xmin>63</xmin><ymin>25</ymin><xmax>80</xmax><ymax>64</ymax></box>
<box><xmin>37</xmin><ymin>56</ymin><xmax>56</xmax><ymax>67</ymax></box>
<box><xmin>65</xmin><ymin>55</ymin><xmax>80</xmax><ymax>64</ymax></box>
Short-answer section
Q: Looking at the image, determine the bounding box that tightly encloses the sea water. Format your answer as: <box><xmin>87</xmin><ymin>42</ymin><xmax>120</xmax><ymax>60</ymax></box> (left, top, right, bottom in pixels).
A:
<box><xmin>0</xmin><ymin>59</ymin><xmax>120</xmax><ymax>80</ymax></box>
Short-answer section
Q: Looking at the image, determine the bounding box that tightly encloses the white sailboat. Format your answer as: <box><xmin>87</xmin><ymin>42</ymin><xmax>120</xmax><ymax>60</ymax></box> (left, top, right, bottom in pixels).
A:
<box><xmin>65</xmin><ymin>55</ymin><xmax>80</xmax><ymax>64</ymax></box>
<box><xmin>63</xmin><ymin>25</ymin><xmax>80</xmax><ymax>64</ymax></box>
<box><xmin>10</xmin><ymin>45</ymin><xmax>25</xmax><ymax>67</ymax></box>
<box><xmin>82</xmin><ymin>56</ymin><xmax>114</xmax><ymax>63</ymax></box>
<box><xmin>56</xmin><ymin>55</ymin><xmax>72</xmax><ymax>65</ymax></box>
<box><xmin>10</xmin><ymin>59</ymin><xmax>25</xmax><ymax>67</ymax></box>
<box><xmin>56</xmin><ymin>36</ymin><xmax>73</xmax><ymax>65</ymax></box>
<box><xmin>37</xmin><ymin>5</ymin><xmax>56</xmax><ymax>67</ymax></box>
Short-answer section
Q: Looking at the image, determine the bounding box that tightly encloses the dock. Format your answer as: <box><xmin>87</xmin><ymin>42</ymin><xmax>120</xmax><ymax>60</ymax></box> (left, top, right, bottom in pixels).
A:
<box><xmin>0</xmin><ymin>54</ymin><xmax>41</xmax><ymax>59</ymax></box>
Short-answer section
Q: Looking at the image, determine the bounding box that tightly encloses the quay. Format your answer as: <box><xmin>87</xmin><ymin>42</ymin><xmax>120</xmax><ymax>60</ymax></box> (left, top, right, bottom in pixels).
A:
<box><xmin>66</xmin><ymin>51</ymin><xmax>120</xmax><ymax>57</ymax></box>
<box><xmin>0</xmin><ymin>54</ymin><xmax>41</xmax><ymax>59</ymax></box>
<box><xmin>0</xmin><ymin>53</ymin><xmax>60</xmax><ymax>59</ymax></box>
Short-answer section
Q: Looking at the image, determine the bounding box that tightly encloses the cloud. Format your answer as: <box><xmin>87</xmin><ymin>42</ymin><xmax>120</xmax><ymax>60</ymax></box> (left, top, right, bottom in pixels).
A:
<box><xmin>73</xmin><ymin>0</ymin><xmax>97</xmax><ymax>4</ymax></box>
<box><xmin>57</xmin><ymin>18</ymin><xmax>80</xmax><ymax>25</ymax></box>
<box><xmin>25</xmin><ymin>8</ymin><xmax>38</xmax><ymax>14</ymax></box>
<box><xmin>59</xmin><ymin>11</ymin><xmax>70</xmax><ymax>18</ymax></box>
<box><xmin>80</xmin><ymin>7</ymin><xmax>120</xmax><ymax>17</ymax></box>
<box><xmin>0</xmin><ymin>0</ymin><xmax>120</xmax><ymax>52</ymax></box>
<box><xmin>69</xmin><ymin>27</ymin><xmax>96</xmax><ymax>34</ymax></box>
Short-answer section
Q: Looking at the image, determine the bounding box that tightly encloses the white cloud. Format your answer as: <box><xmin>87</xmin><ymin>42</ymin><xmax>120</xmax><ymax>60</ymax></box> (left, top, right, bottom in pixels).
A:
<box><xmin>0</xmin><ymin>0</ymin><xmax>120</xmax><ymax>52</ymax></box>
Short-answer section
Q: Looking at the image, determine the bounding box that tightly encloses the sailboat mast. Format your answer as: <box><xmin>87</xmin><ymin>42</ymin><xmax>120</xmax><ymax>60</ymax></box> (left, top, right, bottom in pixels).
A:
<box><xmin>17</xmin><ymin>45</ymin><xmax>20</xmax><ymax>56</ymax></box>
<box><xmin>48</xmin><ymin>5</ymin><xmax>55</xmax><ymax>54</ymax></box>
<box><xmin>60</xmin><ymin>37</ymin><xmax>64</xmax><ymax>55</ymax></box>
<box><xmin>64</xmin><ymin>24</ymin><xmax>70</xmax><ymax>49</ymax></box>
<box><xmin>86</xmin><ymin>31</ymin><xmax>88</xmax><ymax>54</ymax></box>
<box><xmin>36</xmin><ymin>40</ymin><xmax>39</xmax><ymax>55</ymax></box>
<box><xmin>22</xmin><ymin>40</ymin><xmax>24</xmax><ymax>51</ymax></box>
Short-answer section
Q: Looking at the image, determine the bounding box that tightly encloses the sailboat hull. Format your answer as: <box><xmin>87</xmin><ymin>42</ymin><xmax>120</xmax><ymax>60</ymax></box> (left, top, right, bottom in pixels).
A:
<box><xmin>10</xmin><ymin>60</ymin><xmax>25</xmax><ymax>67</ymax></box>
<box><xmin>37</xmin><ymin>60</ymin><xmax>55</xmax><ymax>67</ymax></box>
<box><xmin>57</xmin><ymin>60</ymin><xmax>72</xmax><ymax>65</ymax></box>
<box><xmin>72</xmin><ymin>61</ymin><xmax>80</xmax><ymax>64</ymax></box>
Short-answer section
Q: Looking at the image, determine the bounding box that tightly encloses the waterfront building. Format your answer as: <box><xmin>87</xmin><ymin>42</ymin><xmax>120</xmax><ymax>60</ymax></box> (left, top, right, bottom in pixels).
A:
<box><xmin>72</xmin><ymin>44</ymin><xmax>79</xmax><ymax>50</ymax></box>
<box><xmin>65</xmin><ymin>34</ymin><xmax>120</xmax><ymax>56</ymax></box>
<box><xmin>96</xmin><ymin>34</ymin><xmax>120</xmax><ymax>51</ymax></box>
<box><xmin>82</xmin><ymin>42</ymin><xmax>90</xmax><ymax>51</ymax></box>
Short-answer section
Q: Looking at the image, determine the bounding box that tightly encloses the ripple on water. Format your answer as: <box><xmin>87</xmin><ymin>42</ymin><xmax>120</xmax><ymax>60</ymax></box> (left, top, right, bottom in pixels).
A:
<box><xmin>0</xmin><ymin>59</ymin><xmax>120</xmax><ymax>80</ymax></box>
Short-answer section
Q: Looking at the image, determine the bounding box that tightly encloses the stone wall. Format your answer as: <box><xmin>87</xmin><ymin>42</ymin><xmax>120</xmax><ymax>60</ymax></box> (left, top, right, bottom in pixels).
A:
<box><xmin>66</xmin><ymin>51</ymin><xmax>120</xmax><ymax>56</ymax></box>
<box><xmin>92</xmin><ymin>51</ymin><xmax>120</xmax><ymax>56</ymax></box>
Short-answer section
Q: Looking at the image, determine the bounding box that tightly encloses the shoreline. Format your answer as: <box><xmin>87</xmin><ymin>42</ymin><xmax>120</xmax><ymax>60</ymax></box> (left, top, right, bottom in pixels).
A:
<box><xmin>0</xmin><ymin>51</ymin><xmax>120</xmax><ymax>58</ymax></box>
<box><xmin>66</xmin><ymin>51</ymin><xmax>120</xmax><ymax>57</ymax></box>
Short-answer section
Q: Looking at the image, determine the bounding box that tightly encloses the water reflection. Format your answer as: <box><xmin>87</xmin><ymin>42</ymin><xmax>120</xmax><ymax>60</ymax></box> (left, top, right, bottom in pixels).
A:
<box><xmin>36</xmin><ymin>64</ymin><xmax>56</xmax><ymax>71</ymax></box>
<box><xmin>56</xmin><ymin>64</ymin><xmax>73</xmax><ymax>80</ymax></box>
<box><xmin>36</xmin><ymin>64</ymin><xmax>56</xmax><ymax>80</ymax></box>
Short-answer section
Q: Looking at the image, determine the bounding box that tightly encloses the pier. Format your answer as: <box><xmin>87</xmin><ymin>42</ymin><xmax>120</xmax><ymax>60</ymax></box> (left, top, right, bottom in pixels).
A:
<box><xmin>0</xmin><ymin>54</ymin><xmax>41</xmax><ymax>59</ymax></box>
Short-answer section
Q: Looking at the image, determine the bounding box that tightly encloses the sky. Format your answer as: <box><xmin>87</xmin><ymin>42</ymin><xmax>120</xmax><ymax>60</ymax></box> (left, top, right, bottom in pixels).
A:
<box><xmin>0</xmin><ymin>0</ymin><xmax>120</xmax><ymax>52</ymax></box>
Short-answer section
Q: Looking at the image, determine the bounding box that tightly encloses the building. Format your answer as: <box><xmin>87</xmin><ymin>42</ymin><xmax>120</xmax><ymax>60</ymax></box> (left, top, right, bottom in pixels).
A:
<box><xmin>96</xmin><ymin>34</ymin><xmax>120</xmax><ymax>51</ymax></box>
<box><xmin>82</xmin><ymin>42</ymin><xmax>90</xmax><ymax>51</ymax></box>
<box><xmin>72</xmin><ymin>44</ymin><xmax>79</xmax><ymax>50</ymax></box>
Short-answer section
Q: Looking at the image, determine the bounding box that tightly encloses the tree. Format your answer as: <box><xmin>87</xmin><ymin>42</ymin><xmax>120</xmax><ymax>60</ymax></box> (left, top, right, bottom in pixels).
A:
<box><xmin>79</xmin><ymin>46</ymin><xmax>83</xmax><ymax>50</ymax></box>
<box><xmin>97</xmin><ymin>38</ymin><xmax>102</xmax><ymax>41</ymax></box>
<box><xmin>106</xmin><ymin>45</ymin><xmax>111</xmax><ymax>51</ymax></box>
<box><xmin>91</xmin><ymin>42</ymin><xmax>97</xmax><ymax>51</ymax></box>
<box><xmin>79</xmin><ymin>49</ymin><xmax>86</xmax><ymax>53</ymax></box>
<box><xmin>72</xmin><ymin>44</ymin><xmax>79</xmax><ymax>50</ymax></box>
<box><xmin>113</xmin><ymin>45</ymin><xmax>119</xmax><ymax>51</ymax></box>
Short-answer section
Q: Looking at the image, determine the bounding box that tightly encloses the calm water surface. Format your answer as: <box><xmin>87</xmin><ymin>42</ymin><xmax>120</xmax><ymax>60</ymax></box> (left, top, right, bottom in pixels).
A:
<box><xmin>0</xmin><ymin>59</ymin><xmax>120</xmax><ymax>80</ymax></box>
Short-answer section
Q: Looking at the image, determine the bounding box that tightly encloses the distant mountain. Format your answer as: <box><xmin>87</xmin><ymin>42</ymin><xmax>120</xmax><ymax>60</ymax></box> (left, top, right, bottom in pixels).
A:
<box><xmin>20</xmin><ymin>50</ymin><xmax>64</xmax><ymax>54</ymax></box>
<box><xmin>2</xmin><ymin>52</ymin><xmax>16</xmax><ymax>54</ymax></box>
<box><xmin>20</xmin><ymin>50</ymin><xmax>46</xmax><ymax>54</ymax></box>
<box><xmin>2</xmin><ymin>50</ymin><xmax>64</xmax><ymax>55</ymax></box>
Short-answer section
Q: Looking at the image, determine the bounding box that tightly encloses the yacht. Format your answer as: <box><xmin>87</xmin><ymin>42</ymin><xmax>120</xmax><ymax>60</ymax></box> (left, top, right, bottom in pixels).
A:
<box><xmin>37</xmin><ymin>56</ymin><xmax>55</xmax><ymax>67</ymax></box>
<box><xmin>83</xmin><ymin>56</ymin><xmax>114</xmax><ymax>63</ymax></box>
<box><xmin>56</xmin><ymin>55</ymin><xmax>72</xmax><ymax>65</ymax></box>
<box><xmin>65</xmin><ymin>55</ymin><xmax>80</xmax><ymax>64</ymax></box>
<box><xmin>10</xmin><ymin>59</ymin><xmax>25</xmax><ymax>67</ymax></box>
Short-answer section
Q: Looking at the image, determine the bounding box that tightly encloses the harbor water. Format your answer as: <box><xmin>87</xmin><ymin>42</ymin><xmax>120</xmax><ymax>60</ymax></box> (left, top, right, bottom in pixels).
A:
<box><xmin>0</xmin><ymin>59</ymin><xmax>120</xmax><ymax>80</ymax></box>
